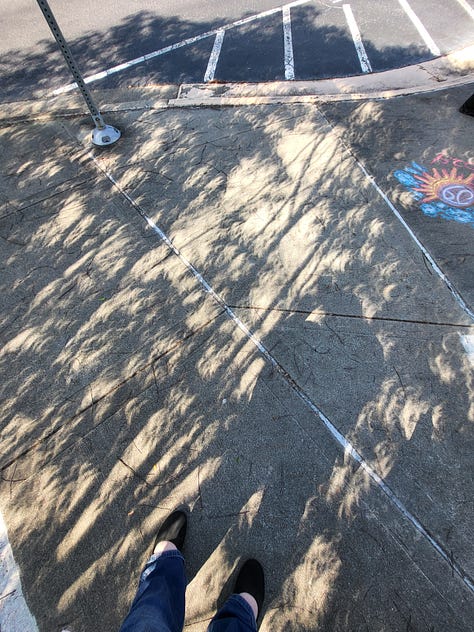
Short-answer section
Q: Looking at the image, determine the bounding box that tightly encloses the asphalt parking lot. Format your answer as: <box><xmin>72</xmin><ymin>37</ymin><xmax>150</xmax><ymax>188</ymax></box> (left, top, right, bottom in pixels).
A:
<box><xmin>1</xmin><ymin>0</ymin><xmax>474</xmax><ymax>99</ymax></box>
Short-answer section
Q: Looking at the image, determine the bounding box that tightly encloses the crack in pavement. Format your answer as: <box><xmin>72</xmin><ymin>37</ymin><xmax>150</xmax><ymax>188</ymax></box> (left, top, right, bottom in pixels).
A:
<box><xmin>0</xmin><ymin>310</ymin><xmax>225</xmax><ymax>476</ymax></box>
<box><xmin>226</xmin><ymin>304</ymin><xmax>474</xmax><ymax>329</ymax></box>
<box><xmin>0</xmin><ymin>175</ymin><xmax>97</xmax><ymax>219</ymax></box>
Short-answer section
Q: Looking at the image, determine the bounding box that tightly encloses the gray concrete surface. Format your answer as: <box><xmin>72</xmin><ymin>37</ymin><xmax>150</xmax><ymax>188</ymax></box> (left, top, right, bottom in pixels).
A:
<box><xmin>1</xmin><ymin>88</ymin><xmax>474</xmax><ymax>632</ymax></box>
<box><xmin>319</xmin><ymin>83</ymin><xmax>474</xmax><ymax>313</ymax></box>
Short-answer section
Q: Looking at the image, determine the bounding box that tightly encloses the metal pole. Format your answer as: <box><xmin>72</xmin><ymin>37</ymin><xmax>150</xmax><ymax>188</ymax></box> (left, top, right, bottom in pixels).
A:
<box><xmin>36</xmin><ymin>0</ymin><xmax>121</xmax><ymax>146</ymax></box>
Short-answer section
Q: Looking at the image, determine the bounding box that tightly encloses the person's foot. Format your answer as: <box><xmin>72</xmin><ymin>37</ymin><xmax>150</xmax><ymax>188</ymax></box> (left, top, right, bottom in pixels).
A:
<box><xmin>153</xmin><ymin>510</ymin><xmax>187</xmax><ymax>553</ymax></box>
<box><xmin>234</xmin><ymin>559</ymin><xmax>265</xmax><ymax>619</ymax></box>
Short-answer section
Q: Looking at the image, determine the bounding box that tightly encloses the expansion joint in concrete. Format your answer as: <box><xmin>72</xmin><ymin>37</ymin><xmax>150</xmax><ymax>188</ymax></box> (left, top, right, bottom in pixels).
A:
<box><xmin>227</xmin><ymin>305</ymin><xmax>474</xmax><ymax>329</ymax></box>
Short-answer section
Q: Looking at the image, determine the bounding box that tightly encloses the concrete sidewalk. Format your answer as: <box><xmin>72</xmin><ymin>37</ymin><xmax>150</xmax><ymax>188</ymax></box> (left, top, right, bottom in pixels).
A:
<box><xmin>1</xmin><ymin>84</ymin><xmax>473</xmax><ymax>632</ymax></box>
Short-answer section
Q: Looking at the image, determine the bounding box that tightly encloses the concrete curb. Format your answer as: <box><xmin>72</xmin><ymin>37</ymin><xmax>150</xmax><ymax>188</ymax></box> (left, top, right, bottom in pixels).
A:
<box><xmin>174</xmin><ymin>45</ymin><xmax>474</xmax><ymax>105</ymax></box>
<box><xmin>0</xmin><ymin>45</ymin><xmax>472</xmax><ymax>124</ymax></box>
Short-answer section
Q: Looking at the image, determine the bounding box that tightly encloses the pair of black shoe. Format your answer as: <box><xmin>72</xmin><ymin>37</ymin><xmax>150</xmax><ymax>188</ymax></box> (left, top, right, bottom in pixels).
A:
<box><xmin>154</xmin><ymin>510</ymin><xmax>265</xmax><ymax>617</ymax></box>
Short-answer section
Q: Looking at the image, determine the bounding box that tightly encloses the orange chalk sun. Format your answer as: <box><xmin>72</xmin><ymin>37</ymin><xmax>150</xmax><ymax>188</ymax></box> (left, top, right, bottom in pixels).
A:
<box><xmin>414</xmin><ymin>167</ymin><xmax>474</xmax><ymax>209</ymax></box>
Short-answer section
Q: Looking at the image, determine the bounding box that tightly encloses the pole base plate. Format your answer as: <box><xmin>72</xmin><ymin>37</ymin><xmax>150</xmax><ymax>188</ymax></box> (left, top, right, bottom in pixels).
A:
<box><xmin>92</xmin><ymin>125</ymin><xmax>121</xmax><ymax>146</ymax></box>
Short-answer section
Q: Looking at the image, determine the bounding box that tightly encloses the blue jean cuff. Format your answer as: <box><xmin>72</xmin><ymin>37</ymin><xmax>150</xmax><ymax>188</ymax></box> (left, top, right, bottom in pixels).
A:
<box><xmin>229</xmin><ymin>594</ymin><xmax>257</xmax><ymax>627</ymax></box>
<box><xmin>139</xmin><ymin>550</ymin><xmax>185</xmax><ymax>584</ymax></box>
<box><xmin>146</xmin><ymin>549</ymin><xmax>185</xmax><ymax>565</ymax></box>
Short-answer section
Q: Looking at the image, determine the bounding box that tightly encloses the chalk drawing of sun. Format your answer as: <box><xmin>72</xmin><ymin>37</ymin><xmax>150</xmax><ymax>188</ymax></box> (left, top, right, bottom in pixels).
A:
<box><xmin>393</xmin><ymin>161</ymin><xmax>474</xmax><ymax>227</ymax></box>
<box><xmin>413</xmin><ymin>168</ymin><xmax>474</xmax><ymax>209</ymax></box>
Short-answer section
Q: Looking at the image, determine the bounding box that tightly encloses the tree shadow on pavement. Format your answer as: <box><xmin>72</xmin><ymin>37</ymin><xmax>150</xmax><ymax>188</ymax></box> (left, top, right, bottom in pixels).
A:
<box><xmin>1</xmin><ymin>10</ymin><xmax>474</xmax><ymax>632</ymax></box>
<box><xmin>318</xmin><ymin>86</ymin><xmax>474</xmax><ymax>314</ymax></box>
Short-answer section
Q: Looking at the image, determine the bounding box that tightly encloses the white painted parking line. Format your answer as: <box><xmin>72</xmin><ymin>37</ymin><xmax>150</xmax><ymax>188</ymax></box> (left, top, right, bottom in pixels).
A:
<box><xmin>52</xmin><ymin>0</ymin><xmax>312</xmax><ymax>95</ymax></box>
<box><xmin>460</xmin><ymin>334</ymin><xmax>474</xmax><ymax>366</ymax></box>
<box><xmin>398</xmin><ymin>0</ymin><xmax>441</xmax><ymax>56</ymax></box>
<box><xmin>0</xmin><ymin>511</ymin><xmax>38</xmax><ymax>632</ymax></box>
<box><xmin>283</xmin><ymin>7</ymin><xmax>295</xmax><ymax>80</ymax></box>
<box><xmin>204</xmin><ymin>29</ymin><xmax>225</xmax><ymax>82</ymax></box>
<box><xmin>455</xmin><ymin>0</ymin><xmax>474</xmax><ymax>21</ymax></box>
<box><xmin>343</xmin><ymin>4</ymin><xmax>372</xmax><ymax>73</ymax></box>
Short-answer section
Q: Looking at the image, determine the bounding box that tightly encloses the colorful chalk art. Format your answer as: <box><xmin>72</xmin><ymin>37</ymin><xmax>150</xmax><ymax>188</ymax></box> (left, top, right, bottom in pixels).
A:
<box><xmin>394</xmin><ymin>154</ymin><xmax>474</xmax><ymax>226</ymax></box>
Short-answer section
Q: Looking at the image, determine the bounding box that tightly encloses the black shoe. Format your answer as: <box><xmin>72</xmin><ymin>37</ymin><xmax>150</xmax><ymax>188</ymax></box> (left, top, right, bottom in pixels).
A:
<box><xmin>153</xmin><ymin>510</ymin><xmax>187</xmax><ymax>553</ymax></box>
<box><xmin>234</xmin><ymin>559</ymin><xmax>265</xmax><ymax>616</ymax></box>
<box><xmin>459</xmin><ymin>94</ymin><xmax>474</xmax><ymax>117</ymax></box>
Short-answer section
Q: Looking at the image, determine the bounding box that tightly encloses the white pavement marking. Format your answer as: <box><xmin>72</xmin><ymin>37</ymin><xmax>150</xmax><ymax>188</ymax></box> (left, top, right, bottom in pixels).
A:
<box><xmin>0</xmin><ymin>511</ymin><xmax>38</xmax><ymax>632</ymax></box>
<box><xmin>86</xmin><ymin>150</ymin><xmax>474</xmax><ymax>596</ymax></box>
<box><xmin>343</xmin><ymin>4</ymin><xmax>372</xmax><ymax>73</ymax></box>
<box><xmin>455</xmin><ymin>0</ymin><xmax>474</xmax><ymax>20</ymax></box>
<box><xmin>204</xmin><ymin>30</ymin><xmax>225</xmax><ymax>82</ymax></box>
<box><xmin>460</xmin><ymin>334</ymin><xmax>474</xmax><ymax>366</ymax></box>
<box><xmin>283</xmin><ymin>7</ymin><xmax>295</xmax><ymax>80</ymax></box>
<box><xmin>52</xmin><ymin>0</ymin><xmax>311</xmax><ymax>95</ymax></box>
<box><xmin>398</xmin><ymin>0</ymin><xmax>441</xmax><ymax>56</ymax></box>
